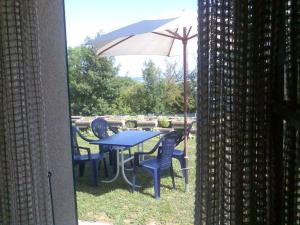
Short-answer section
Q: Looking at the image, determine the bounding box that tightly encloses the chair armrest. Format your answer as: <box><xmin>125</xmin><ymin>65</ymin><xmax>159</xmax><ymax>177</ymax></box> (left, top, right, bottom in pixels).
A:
<box><xmin>110</xmin><ymin>126</ymin><xmax>119</xmax><ymax>134</ymax></box>
<box><xmin>77</xmin><ymin>129</ymin><xmax>95</xmax><ymax>142</ymax></box>
<box><xmin>187</xmin><ymin>121</ymin><xmax>196</xmax><ymax>137</ymax></box>
<box><xmin>134</xmin><ymin>152</ymin><xmax>148</xmax><ymax>166</ymax></box>
<box><xmin>133</xmin><ymin>135</ymin><xmax>163</xmax><ymax>166</ymax></box>
<box><xmin>133</xmin><ymin>146</ymin><xmax>158</xmax><ymax>166</ymax></box>
<box><xmin>176</xmin><ymin>133</ymin><xmax>184</xmax><ymax>146</ymax></box>
<box><xmin>175</xmin><ymin>121</ymin><xmax>195</xmax><ymax>146</ymax></box>
<box><xmin>78</xmin><ymin>146</ymin><xmax>91</xmax><ymax>159</ymax></box>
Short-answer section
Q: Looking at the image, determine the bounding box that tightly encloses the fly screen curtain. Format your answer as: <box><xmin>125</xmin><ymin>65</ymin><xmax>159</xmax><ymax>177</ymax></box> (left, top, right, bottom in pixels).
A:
<box><xmin>0</xmin><ymin>1</ymin><xmax>53</xmax><ymax>224</ymax></box>
<box><xmin>196</xmin><ymin>0</ymin><xmax>300</xmax><ymax>224</ymax></box>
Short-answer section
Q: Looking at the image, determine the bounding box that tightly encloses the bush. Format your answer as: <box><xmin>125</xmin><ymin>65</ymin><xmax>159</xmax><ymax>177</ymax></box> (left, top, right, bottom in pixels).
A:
<box><xmin>125</xmin><ymin>120</ymin><xmax>137</xmax><ymax>128</ymax></box>
<box><xmin>157</xmin><ymin>117</ymin><xmax>170</xmax><ymax>128</ymax></box>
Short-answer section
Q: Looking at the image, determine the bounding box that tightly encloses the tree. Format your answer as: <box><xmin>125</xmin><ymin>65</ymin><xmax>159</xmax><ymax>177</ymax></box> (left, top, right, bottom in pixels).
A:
<box><xmin>161</xmin><ymin>60</ymin><xmax>197</xmax><ymax>114</ymax></box>
<box><xmin>110</xmin><ymin>77</ymin><xmax>147</xmax><ymax>115</ymax></box>
<box><xmin>142</xmin><ymin>60</ymin><xmax>164</xmax><ymax>114</ymax></box>
<box><xmin>164</xmin><ymin>59</ymin><xmax>182</xmax><ymax>82</ymax></box>
<box><xmin>113</xmin><ymin>81</ymin><xmax>148</xmax><ymax>115</ymax></box>
<box><xmin>68</xmin><ymin>45</ymin><xmax>119</xmax><ymax>115</ymax></box>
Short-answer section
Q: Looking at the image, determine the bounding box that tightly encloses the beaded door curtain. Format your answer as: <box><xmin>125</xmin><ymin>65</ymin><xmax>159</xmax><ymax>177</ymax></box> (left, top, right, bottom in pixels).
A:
<box><xmin>196</xmin><ymin>0</ymin><xmax>300</xmax><ymax>224</ymax></box>
<box><xmin>0</xmin><ymin>1</ymin><xmax>53</xmax><ymax>224</ymax></box>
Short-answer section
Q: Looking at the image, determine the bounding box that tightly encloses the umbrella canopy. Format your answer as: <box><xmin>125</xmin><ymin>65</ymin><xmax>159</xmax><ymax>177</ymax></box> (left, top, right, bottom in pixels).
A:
<box><xmin>94</xmin><ymin>12</ymin><xmax>197</xmax><ymax>56</ymax></box>
<box><xmin>93</xmin><ymin>12</ymin><xmax>197</xmax><ymax>192</ymax></box>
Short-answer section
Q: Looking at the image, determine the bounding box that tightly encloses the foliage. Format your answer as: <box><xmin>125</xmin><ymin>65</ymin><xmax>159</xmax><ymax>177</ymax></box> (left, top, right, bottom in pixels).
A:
<box><xmin>68</xmin><ymin>44</ymin><xmax>197</xmax><ymax>116</ymax></box>
<box><xmin>142</xmin><ymin>60</ymin><xmax>164</xmax><ymax>114</ymax></box>
<box><xmin>161</xmin><ymin>60</ymin><xmax>197</xmax><ymax>114</ymax></box>
<box><xmin>164</xmin><ymin>58</ymin><xmax>182</xmax><ymax>82</ymax></box>
<box><xmin>157</xmin><ymin>116</ymin><xmax>170</xmax><ymax>128</ymax></box>
<box><xmin>112</xmin><ymin>81</ymin><xmax>148</xmax><ymax>115</ymax></box>
<box><xmin>161</xmin><ymin>78</ymin><xmax>183</xmax><ymax>114</ymax></box>
<box><xmin>68</xmin><ymin>45</ymin><xmax>119</xmax><ymax>115</ymax></box>
<box><xmin>125</xmin><ymin>120</ymin><xmax>137</xmax><ymax>128</ymax></box>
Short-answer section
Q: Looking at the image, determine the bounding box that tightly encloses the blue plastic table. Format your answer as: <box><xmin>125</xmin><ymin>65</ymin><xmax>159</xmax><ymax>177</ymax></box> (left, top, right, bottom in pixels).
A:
<box><xmin>90</xmin><ymin>130</ymin><xmax>160</xmax><ymax>185</ymax></box>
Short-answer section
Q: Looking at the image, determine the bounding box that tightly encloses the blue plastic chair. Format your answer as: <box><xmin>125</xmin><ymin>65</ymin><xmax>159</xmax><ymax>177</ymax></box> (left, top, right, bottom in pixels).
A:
<box><xmin>91</xmin><ymin>118</ymin><xmax>119</xmax><ymax>139</ymax></box>
<box><xmin>71</xmin><ymin>125</ymin><xmax>107</xmax><ymax>186</ymax></box>
<box><xmin>91</xmin><ymin>118</ymin><xmax>132</xmax><ymax>171</ymax></box>
<box><xmin>132</xmin><ymin>131</ymin><xmax>181</xmax><ymax>199</ymax></box>
<box><xmin>172</xmin><ymin>121</ymin><xmax>195</xmax><ymax>179</ymax></box>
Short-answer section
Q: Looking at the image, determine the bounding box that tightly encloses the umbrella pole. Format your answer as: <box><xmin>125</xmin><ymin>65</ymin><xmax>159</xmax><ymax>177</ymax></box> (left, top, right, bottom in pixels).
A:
<box><xmin>183</xmin><ymin>28</ymin><xmax>189</xmax><ymax>192</ymax></box>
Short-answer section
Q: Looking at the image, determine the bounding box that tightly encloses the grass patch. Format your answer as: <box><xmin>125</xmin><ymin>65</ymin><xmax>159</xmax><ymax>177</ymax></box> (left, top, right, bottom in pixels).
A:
<box><xmin>76</xmin><ymin>132</ymin><xmax>196</xmax><ymax>225</ymax></box>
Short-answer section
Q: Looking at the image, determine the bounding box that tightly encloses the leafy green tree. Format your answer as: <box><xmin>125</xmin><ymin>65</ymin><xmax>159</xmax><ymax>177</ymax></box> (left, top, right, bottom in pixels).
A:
<box><xmin>161</xmin><ymin>60</ymin><xmax>197</xmax><ymax>114</ymax></box>
<box><xmin>110</xmin><ymin>77</ymin><xmax>146</xmax><ymax>114</ymax></box>
<box><xmin>113</xmin><ymin>82</ymin><xmax>148</xmax><ymax>115</ymax></box>
<box><xmin>164</xmin><ymin>59</ymin><xmax>182</xmax><ymax>82</ymax></box>
<box><xmin>68</xmin><ymin>45</ymin><xmax>119</xmax><ymax>115</ymax></box>
<box><xmin>160</xmin><ymin>81</ymin><xmax>183</xmax><ymax>114</ymax></box>
<box><xmin>160</xmin><ymin>60</ymin><xmax>182</xmax><ymax>113</ymax></box>
<box><xmin>142</xmin><ymin>60</ymin><xmax>164</xmax><ymax>113</ymax></box>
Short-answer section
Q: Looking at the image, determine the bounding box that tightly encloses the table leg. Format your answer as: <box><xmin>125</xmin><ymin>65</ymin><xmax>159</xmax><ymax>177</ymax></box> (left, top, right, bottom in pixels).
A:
<box><xmin>101</xmin><ymin>149</ymin><xmax>120</xmax><ymax>183</ymax></box>
<box><xmin>120</xmin><ymin>149</ymin><xmax>141</xmax><ymax>187</ymax></box>
<box><xmin>138</xmin><ymin>143</ymin><xmax>144</xmax><ymax>161</ymax></box>
<box><xmin>124</xmin><ymin>148</ymin><xmax>133</xmax><ymax>171</ymax></box>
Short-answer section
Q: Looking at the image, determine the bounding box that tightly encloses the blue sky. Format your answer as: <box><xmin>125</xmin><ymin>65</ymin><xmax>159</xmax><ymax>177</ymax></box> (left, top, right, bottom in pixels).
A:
<box><xmin>64</xmin><ymin>0</ymin><xmax>197</xmax><ymax>77</ymax></box>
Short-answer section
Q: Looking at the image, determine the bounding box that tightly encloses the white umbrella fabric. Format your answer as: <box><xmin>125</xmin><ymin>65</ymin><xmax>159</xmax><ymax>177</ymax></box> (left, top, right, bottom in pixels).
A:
<box><xmin>93</xmin><ymin>12</ymin><xmax>197</xmax><ymax>191</ymax></box>
<box><xmin>94</xmin><ymin>12</ymin><xmax>197</xmax><ymax>56</ymax></box>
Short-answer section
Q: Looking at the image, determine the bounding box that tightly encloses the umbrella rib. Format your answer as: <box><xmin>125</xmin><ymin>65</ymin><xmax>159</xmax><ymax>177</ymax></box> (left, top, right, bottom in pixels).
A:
<box><xmin>152</xmin><ymin>31</ymin><xmax>182</xmax><ymax>40</ymax></box>
<box><xmin>167</xmin><ymin>28</ymin><xmax>178</xmax><ymax>56</ymax></box>
<box><xmin>166</xmin><ymin>29</ymin><xmax>183</xmax><ymax>39</ymax></box>
<box><xmin>186</xmin><ymin>27</ymin><xmax>192</xmax><ymax>38</ymax></box>
<box><xmin>187</xmin><ymin>34</ymin><xmax>197</xmax><ymax>40</ymax></box>
<box><xmin>97</xmin><ymin>35</ymin><xmax>134</xmax><ymax>55</ymax></box>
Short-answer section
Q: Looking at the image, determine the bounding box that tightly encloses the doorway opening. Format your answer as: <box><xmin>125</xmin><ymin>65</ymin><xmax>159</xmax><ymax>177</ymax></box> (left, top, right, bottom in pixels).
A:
<box><xmin>64</xmin><ymin>1</ymin><xmax>198</xmax><ymax>224</ymax></box>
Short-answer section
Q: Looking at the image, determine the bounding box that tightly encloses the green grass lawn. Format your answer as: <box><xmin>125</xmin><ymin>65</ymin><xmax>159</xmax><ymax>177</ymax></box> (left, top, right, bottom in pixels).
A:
<box><xmin>75</xmin><ymin>131</ymin><xmax>196</xmax><ymax>225</ymax></box>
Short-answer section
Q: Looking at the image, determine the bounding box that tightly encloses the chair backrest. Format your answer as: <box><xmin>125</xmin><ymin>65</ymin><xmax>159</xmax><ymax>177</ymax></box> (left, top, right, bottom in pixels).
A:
<box><xmin>176</xmin><ymin>121</ymin><xmax>195</xmax><ymax>146</ymax></box>
<box><xmin>91</xmin><ymin>118</ymin><xmax>111</xmax><ymax>139</ymax></box>
<box><xmin>71</xmin><ymin>125</ymin><xmax>81</xmax><ymax>156</ymax></box>
<box><xmin>157</xmin><ymin>131</ymin><xmax>181</xmax><ymax>169</ymax></box>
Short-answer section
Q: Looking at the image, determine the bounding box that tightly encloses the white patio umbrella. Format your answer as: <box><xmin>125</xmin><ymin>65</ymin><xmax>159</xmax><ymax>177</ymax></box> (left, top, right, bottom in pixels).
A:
<box><xmin>93</xmin><ymin>11</ymin><xmax>197</xmax><ymax>192</ymax></box>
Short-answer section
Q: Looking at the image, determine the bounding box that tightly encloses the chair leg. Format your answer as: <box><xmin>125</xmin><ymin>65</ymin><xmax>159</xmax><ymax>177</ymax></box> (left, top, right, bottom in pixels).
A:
<box><xmin>79</xmin><ymin>163</ymin><xmax>85</xmax><ymax>177</ymax></box>
<box><xmin>73</xmin><ymin>166</ymin><xmax>78</xmax><ymax>184</ymax></box>
<box><xmin>109</xmin><ymin>151</ymin><xmax>113</xmax><ymax>165</ymax></box>
<box><xmin>153</xmin><ymin>170</ymin><xmax>160</xmax><ymax>199</ymax></box>
<box><xmin>128</xmin><ymin>148</ymin><xmax>133</xmax><ymax>167</ymax></box>
<box><xmin>132</xmin><ymin>168</ymin><xmax>136</xmax><ymax>193</ymax></box>
<box><xmin>181</xmin><ymin>156</ymin><xmax>187</xmax><ymax>179</ymax></box>
<box><xmin>98</xmin><ymin>159</ymin><xmax>108</xmax><ymax>178</ymax></box>
<box><xmin>174</xmin><ymin>155</ymin><xmax>186</xmax><ymax>179</ymax></box>
<box><xmin>111</xmin><ymin>151</ymin><xmax>117</xmax><ymax>174</ymax></box>
<box><xmin>91</xmin><ymin>160</ymin><xmax>98</xmax><ymax>186</ymax></box>
<box><xmin>98</xmin><ymin>160</ymin><xmax>101</xmax><ymax>171</ymax></box>
<box><xmin>103</xmin><ymin>157</ymin><xmax>108</xmax><ymax>177</ymax></box>
<box><xmin>170</xmin><ymin>165</ymin><xmax>176</xmax><ymax>189</ymax></box>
